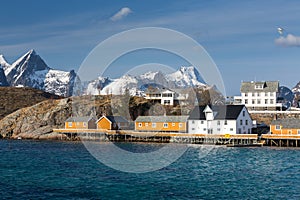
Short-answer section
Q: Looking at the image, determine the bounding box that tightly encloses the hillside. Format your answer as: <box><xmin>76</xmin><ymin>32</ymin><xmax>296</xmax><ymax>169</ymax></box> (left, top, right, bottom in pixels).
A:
<box><xmin>0</xmin><ymin>87</ymin><xmax>62</xmax><ymax>119</ymax></box>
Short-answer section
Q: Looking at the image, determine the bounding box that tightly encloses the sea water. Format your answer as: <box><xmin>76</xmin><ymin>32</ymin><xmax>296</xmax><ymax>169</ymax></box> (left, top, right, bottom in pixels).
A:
<box><xmin>0</xmin><ymin>140</ymin><xmax>299</xmax><ymax>199</ymax></box>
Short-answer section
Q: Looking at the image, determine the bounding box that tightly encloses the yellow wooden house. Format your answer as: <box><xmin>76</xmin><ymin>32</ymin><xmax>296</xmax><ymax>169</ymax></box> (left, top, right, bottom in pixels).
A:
<box><xmin>96</xmin><ymin>115</ymin><xmax>129</xmax><ymax>130</ymax></box>
<box><xmin>65</xmin><ymin>116</ymin><xmax>96</xmax><ymax>129</ymax></box>
<box><xmin>135</xmin><ymin>116</ymin><xmax>188</xmax><ymax>132</ymax></box>
<box><xmin>270</xmin><ymin>118</ymin><xmax>300</xmax><ymax>135</ymax></box>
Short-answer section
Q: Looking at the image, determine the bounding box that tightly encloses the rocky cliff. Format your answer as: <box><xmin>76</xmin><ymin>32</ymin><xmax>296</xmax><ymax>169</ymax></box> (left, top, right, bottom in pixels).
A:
<box><xmin>0</xmin><ymin>95</ymin><xmax>160</xmax><ymax>140</ymax></box>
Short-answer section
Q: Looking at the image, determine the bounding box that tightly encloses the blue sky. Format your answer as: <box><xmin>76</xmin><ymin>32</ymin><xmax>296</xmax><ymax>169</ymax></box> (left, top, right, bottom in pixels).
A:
<box><xmin>1</xmin><ymin>0</ymin><xmax>300</xmax><ymax>95</ymax></box>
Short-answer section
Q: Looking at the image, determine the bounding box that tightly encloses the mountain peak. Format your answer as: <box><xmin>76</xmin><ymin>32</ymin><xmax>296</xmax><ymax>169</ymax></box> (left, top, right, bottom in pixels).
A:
<box><xmin>27</xmin><ymin>49</ymin><xmax>36</xmax><ymax>56</ymax></box>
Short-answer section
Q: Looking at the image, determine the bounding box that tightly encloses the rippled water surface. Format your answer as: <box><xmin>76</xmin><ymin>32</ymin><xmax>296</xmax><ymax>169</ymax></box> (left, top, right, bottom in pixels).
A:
<box><xmin>0</xmin><ymin>140</ymin><xmax>300</xmax><ymax>199</ymax></box>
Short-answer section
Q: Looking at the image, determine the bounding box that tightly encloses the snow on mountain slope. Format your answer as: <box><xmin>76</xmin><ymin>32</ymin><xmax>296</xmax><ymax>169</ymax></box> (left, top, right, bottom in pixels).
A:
<box><xmin>166</xmin><ymin>66</ymin><xmax>206</xmax><ymax>88</ymax></box>
<box><xmin>0</xmin><ymin>55</ymin><xmax>11</xmax><ymax>71</ymax></box>
<box><xmin>44</xmin><ymin>69</ymin><xmax>76</xmax><ymax>97</ymax></box>
<box><xmin>101</xmin><ymin>75</ymin><xmax>138</xmax><ymax>95</ymax></box>
<box><xmin>85</xmin><ymin>66</ymin><xmax>207</xmax><ymax>95</ymax></box>
<box><xmin>3</xmin><ymin>49</ymin><xmax>77</xmax><ymax>96</ymax></box>
<box><xmin>85</xmin><ymin>76</ymin><xmax>112</xmax><ymax>95</ymax></box>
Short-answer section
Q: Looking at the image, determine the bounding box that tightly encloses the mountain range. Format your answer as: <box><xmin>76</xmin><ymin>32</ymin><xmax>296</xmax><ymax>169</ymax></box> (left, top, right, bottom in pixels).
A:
<box><xmin>84</xmin><ymin>66</ymin><xmax>207</xmax><ymax>96</ymax></box>
<box><xmin>0</xmin><ymin>50</ymin><xmax>208</xmax><ymax>97</ymax></box>
<box><xmin>2</xmin><ymin>49</ymin><xmax>300</xmax><ymax>106</ymax></box>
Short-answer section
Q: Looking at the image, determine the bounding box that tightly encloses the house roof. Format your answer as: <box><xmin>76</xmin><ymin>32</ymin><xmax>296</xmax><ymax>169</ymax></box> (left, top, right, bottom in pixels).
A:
<box><xmin>188</xmin><ymin>105</ymin><xmax>245</xmax><ymax>120</ymax></box>
<box><xmin>271</xmin><ymin>118</ymin><xmax>300</xmax><ymax>129</ymax></box>
<box><xmin>135</xmin><ymin>115</ymin><xmax>189</xmax><ymax>123</ymax></box>
<box><xmin>98</xmin><ymin>115</ymin><xmax>129</xmax><ymax>123</ymax></box>
<box><xmin>66</xmin><ymin>116</ymin><xmax>95</xmax><ymax>122</ymax></box>
<box><xmin>145</xmin><ymin>88</ymin><xmax>174</xmax><ymax>94</ymax></box>
<box><xmin>240</xmin><ymin>81</ymin><xmax>279</xmax><ymax>93</ymax></box>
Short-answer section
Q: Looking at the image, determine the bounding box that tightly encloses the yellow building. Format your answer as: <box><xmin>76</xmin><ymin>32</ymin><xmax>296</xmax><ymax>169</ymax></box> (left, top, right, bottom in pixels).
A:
<box><xmin>65</xmin><ymin>117</ymin><xmax>96</xmax><ymax>129</ymax></box>
<box><xmin>135</xmin><ymin>116</ymin><xmax>188</xmax><ymax>132</ymax></box>
<box><xmin>96</xmin><ymin>115</ymin><xmax>129</xmax><ymax>130</ymax></box>
<box><xmin>270</xmin><ymin>118</ymin><xmax>300</xmax><ymax>135</ymax></box>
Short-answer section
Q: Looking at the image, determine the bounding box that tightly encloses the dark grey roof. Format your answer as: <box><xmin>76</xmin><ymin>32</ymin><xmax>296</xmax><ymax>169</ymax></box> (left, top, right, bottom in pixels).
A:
<box><xmin>105</xmin><ymin>116</ymin><xmax>128</xmax><ymax>123</ymax></box>
<box><xmin>240</xmin><ymin>81</ymin><xmax>279</xmax><ymax>93</ymax></box>
<box><xmin>135</xmin><ymin>115</ymin><xmax>188</xmax><ymax>123</ymax></box>
<box><xmin>188</xmin><ymin>105</ymin><xmax>245</xmax><ymax>120</ymax></box>
<box><xmin>66</xmin><ymin>116</ymin><xmax>95</xmax><ymax>122</ymax></box>
<box><xmin>271</xmin><ymin>118</ymin><xmax>300</xmax><ymax>129</ymax></box>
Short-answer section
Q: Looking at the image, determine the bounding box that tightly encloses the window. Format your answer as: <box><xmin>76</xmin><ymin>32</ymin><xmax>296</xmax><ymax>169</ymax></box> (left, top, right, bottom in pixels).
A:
<box><xmin>164</xmin><ymin>100</ymin><xmax>171</xmax><ymax>105</ymax></box>
<box><xmin>172</xmin><ymin>123</ymin><xmax>175</xmax><ymax>127</ymax></box>
<box><xmin>163</xmin><ymin>123</ymin><xmax>168</xmax><ymax>128</ymax></box>
<box><xmin>298</xmin><ymin>130</ymin><xmax>300</xmax><ymax>135</ymax></box>
<box><xmin>192</xmin><ymin>128</ymin><xmax>195</xmax><ymax>130</ymax></box>
<box><xmin>265</xmin><ymin>99</ymin><xmax>268</xmax><ymax>104</ymax></box>
<box><xmin>245</xmin><ymin>99</ymin><xmax>248</xmax><ymax>104</ymax></box>
<box><xmin>275</xmin><ymin>125</ymin><xmax>280</xmax><ymax>130</ymax></box>
<box><xmin>270</xmin><ymin>93</ymin><xmax>274</xmax><ymax>97</ymax></box>
<box><xmin>83</xmin><ymin>122</ymin><xmax>87</xmax><ymax>127</ymax></box>
<box><xmin>257</xmin><ymin>100</ymin><xmax>261</xmax><ymax>104</ymax></box>
<box><xmin>201</xmin><ymin>121</ymin><xmax>204</xmax><ymax>124</ymax></box>
<box><xmin>145</xmin><ymin>123</ymin><xmax>148</xmax><ymax>127</ymax></box>
<box><xmin>152</xmin><ymin>123</ymin><xmax>156</xmax><ymax>128</ymax></box>
<box><xmin>245</xmin><ymin>93</ymin><xmax>248</xmax><ymax>97</ymax></box>
<box><xmin>242</xmin><ymin>111</ymin><xmax>245</xmax><ymax>117</ymax></box>
<box><xmin>240</xmin><ymin>120</ymin><xmax>243</xmax><ymax>125</ymax></box>
<box><xmin>252</xmin><ymin>93</ymin><xmax>255</xmax><ymax>97</ymax></box>
<box><xmin>224</xmin><ymin>120</ymin><xmax>227</xmax><ymax>125</ymax></box>
<box><xmin>252</xmin><ymin>100</ymin><xmax>255</xmax><ymax>104</ymax></box>
<box><xmin>203</xmin><ymin>128</ymin><xmax>207</xmax><ymax>131</ymax></box>
<box><xmin>76</xmin><ymin>122</ymin><xmax>80</xmax><ymax>125</ymax></box>
<box><xmin>257</xmin><ymin>93</ymin><xmax>260</xmax><ymax>97</ymax></box>
<box><xmin>255</xmin><ymin>84</ymin><xmax>263</xmax><ymax>89</ymax></box>
<box><xmin>230</xmin><ymin>128</ymin><xmax>234</xmax><ymax>131</ymax></box>
<box><xmin>245</xmin><ymin>120</ymin><xmax>248</xmax><ymax>125</ymax></box>
<box><xmin>162</xmin><ymin>93</ymin><xmax>173</xmax><ymax>97</ymax></box>
<box><xmin>238</xmin><ymin>128</ymin><xmax>241</xmax><ymax>134</ymax></box>
<box><xmin>192</xmin><ymin>120</ymin><xmax>195</xmax><ymax>124</ymax></box>
<box><xmin>68</xmin><ymin>122</ymin><xmax>73</xmax><ymax>127</ymax></box>
<box><xmin>217</xmin><ymin>128</ymin><xmax>221</xmax><ymax>131</ymax></box>
<box><xmin>265</xmin><ymin>92</ymin><xmax>268</xmax><ymax>96</ymax></box>
<box><xmin>179</xmin><ymin>123</ymin><xmax>183</xmax><ymax>128</ymax></box>
<box><xmin>270</xmin><ymin>99</ymin><xmax>274</xmax><ymax>104</ymax></box>
<box><xmin>217</xmin><ymin>121</ymin><xmax>220</xmax><ymax>125</ymax></box>
<box><xmin>138</xmin><ymin>123</ymin><xmax>142</xmax><ymax>127</ymax></box>
<box><xmin>288</xmin><ymin>130</ymin><xmax>292</xmax><ymax>134</ymax></box>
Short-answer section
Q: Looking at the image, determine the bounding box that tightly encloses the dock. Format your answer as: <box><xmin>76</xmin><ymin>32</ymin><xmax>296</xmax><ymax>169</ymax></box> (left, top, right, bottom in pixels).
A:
<box><xmin>53</xmin><ymin>129</ymin><xmax>258</xmax><ymax>145</ymax></box>
<box><xmin>261</xmin><ymin>134</ymin><xmax>300</xmax><ymax>147</ymax></box>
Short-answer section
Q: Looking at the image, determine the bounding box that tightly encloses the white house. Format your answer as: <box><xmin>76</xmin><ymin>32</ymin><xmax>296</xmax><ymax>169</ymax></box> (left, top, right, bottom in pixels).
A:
<box><xmin>188</xmin><ymin>105</ymin><xmax>254</xmax><ymax>134</ymax></box>
<box><xmin>144</xmin><ymin>88</ymin><xmax>175</xmax><ymax>105</ymax></box>
<box><xmin>234</xmin><ymin>81</ymin><xmax>283</xmax><ymax>111</ymax></box>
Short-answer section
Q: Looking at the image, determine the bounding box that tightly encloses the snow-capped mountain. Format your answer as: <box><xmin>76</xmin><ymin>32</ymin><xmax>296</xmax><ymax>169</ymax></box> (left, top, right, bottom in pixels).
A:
<box><xmin>2</xmin><ymin>50</ymin><xmax>77</xmax><ymax>97</ymax></box>
<box><xmin>0</xmin><ymin>55</ymin><xmax>11</xmax><ymax>70</ymax></box>
<box><xmin>84</xmin><ymin>66</ymin><xmax>207</xmax><ymax>95</ymax></box>
<box><xmin>166</xmin><ymin>66</ymin><xmax>206</xmax><ymax>88</ymax></box>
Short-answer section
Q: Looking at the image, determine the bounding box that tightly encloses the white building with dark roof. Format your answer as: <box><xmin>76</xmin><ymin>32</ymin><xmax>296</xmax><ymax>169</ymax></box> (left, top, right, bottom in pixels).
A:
<box><xmin>234</xmin><ymin>81</ymin><xmax>283</xmax><ymax>111</ymax></box>
<box><xmin>188</xmin><ymin>105</ymin><xmax>254</xmax><ymax>134</ymax></box>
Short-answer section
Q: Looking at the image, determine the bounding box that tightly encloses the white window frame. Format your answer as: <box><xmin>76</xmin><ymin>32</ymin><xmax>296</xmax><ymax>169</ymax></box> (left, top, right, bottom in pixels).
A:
<box><xmin>163</xmin><ymin>123</ymin><xmax>168</xmax><ymax>128</ymax></box>
<box><xmin>152</xmin><ymin>123</ymin><xmax>156</xmax><ymax>128</ymax></box>
<box><xmin>138</xmin><ymin>123</ymin><xmax>142</xmax><ymax>127</ymax></box>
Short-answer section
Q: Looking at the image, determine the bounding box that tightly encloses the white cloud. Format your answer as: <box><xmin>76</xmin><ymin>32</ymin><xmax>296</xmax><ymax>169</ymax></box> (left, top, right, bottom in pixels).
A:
<box><xmin>110</xmin><ymin>7</ymin><xmax>132</xmax><ymax>21</ymax></box>
<box><xmin>275</xmin><ymin>34</ymin><xmax>300</xmax><ymax>47</ymax></box>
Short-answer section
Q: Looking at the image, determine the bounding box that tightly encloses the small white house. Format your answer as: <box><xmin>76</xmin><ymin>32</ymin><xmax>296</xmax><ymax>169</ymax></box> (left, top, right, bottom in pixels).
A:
<box><xmin>144</xmin><ymin>88</ymin><xmax>175</xmax><ymax>105</ymax></box>
<box><xmin>188</xmin><ymin>105</ymin><xmax>254</xmax><ymax>134</ymax></box>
